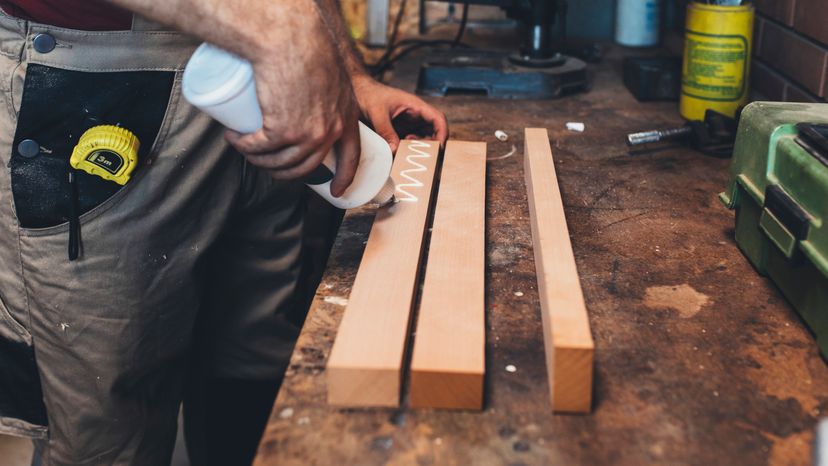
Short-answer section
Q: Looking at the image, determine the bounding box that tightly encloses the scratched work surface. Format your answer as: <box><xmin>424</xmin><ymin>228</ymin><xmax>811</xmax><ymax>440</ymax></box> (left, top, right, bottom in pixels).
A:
<box><xmin>254</xmin><ymin>44</ymin><xmax>828</xmax><ymax>466</ymax></box>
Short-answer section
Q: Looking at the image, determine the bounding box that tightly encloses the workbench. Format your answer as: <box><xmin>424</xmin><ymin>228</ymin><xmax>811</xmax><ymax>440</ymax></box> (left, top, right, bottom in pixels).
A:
<box><xmin>253</xmin><ymin>45</ymin><xmax>828</xmax><ymax>466</ymax></box>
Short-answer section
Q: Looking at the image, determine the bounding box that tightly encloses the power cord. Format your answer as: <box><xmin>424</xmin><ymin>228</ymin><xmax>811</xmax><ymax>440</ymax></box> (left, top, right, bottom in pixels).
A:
<box><xmin>368</xmin><ymin>0</ymin><xmax>472</xmax><ymax>79</ymax></box>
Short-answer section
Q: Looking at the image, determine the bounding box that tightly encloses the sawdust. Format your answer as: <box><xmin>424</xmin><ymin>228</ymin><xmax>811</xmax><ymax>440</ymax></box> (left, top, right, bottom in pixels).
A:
<box><xmin>743</xmin><ymin>329</ymin><xmax>828</xmax><ymax>414</ymax></box>
<box><xmin>323</xmin><ymin>296</ymin><xmax>349</xmax><ymax>306</ymax></box>
<box><xmin>643</xmin><ymin>284</ymin><xmax>710</xmax><ymax>318</ymax></box>
<box><xmin>763</xmin><ymin>430</ymin><xmax>812</xmax><ymax>466</ymax></box>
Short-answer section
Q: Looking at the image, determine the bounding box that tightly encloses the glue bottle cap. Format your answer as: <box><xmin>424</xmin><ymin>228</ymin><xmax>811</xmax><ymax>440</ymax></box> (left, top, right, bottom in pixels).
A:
<box><xmin>183</xmin><ymin>43</ymin><xmax>253</xmax><ymax>105</ymax></box>
<box><xmin>182</xmin><ymin>43</ymin><xmax>262</xmax><ymax>133</ymax></box>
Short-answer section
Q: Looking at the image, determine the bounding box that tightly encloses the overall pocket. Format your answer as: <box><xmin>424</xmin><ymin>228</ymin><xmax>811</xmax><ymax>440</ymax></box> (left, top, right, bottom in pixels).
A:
<box><xmin>0</xmin><ymin>292</ymin><xmax>47</xmax><ymax>429</ymax></box>
<box><xmin>9</xmin><ymin>64</ymin><xmax>175</xmax><ymax>229</ymax></box>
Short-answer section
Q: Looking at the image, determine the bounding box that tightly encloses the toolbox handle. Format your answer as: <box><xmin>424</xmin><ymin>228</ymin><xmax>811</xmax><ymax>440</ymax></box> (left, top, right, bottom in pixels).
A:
<box><xmin>759</xmin><ymin>185</ymin><xmax>811</xmax><ymax>259</ymax></box>
<box><xmin>764</xmin><ymin>185</ymin><xmax>810</xmax><ymax>240</ymax></box>
<box><xmin>795</xmin><ymin>123</ymin><xmax>828</xmax><ymax>168</ymax></box>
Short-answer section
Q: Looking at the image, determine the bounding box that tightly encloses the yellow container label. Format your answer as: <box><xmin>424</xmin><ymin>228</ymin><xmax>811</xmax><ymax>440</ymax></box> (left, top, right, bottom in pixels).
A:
<box><xmin>683</xmin><ymin>31</ymin><xmax>748</xmax><ymax>102</ymax></box>
<box><xmin>680</xmin><ymin>3</ymin><xmax>754</xmax><ymax>120</ymax></box>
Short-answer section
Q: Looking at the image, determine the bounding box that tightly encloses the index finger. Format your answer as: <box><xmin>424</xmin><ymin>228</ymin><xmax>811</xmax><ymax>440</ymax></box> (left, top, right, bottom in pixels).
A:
<box><xmin>430</xmin><ymin>109</ymin><xmax>449</xmax><ymax>146</ymax></box>
<box><xmin>409</xmin><ymin>105</ymin><xmax>449</xmax><ymax>146</ymax></box>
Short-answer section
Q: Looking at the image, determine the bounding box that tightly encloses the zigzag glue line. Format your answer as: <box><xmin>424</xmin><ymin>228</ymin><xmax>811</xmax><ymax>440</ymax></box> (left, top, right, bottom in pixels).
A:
<box><xmin>395</xmin><ymin>141</ymin><xmax>433</xmax><ymax>202</ymax></box>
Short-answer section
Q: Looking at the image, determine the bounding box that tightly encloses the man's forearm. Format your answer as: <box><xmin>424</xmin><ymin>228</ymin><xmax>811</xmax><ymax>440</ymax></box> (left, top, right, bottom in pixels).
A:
<box><xmin>314</xmin><ymin>0</ymin><xmax>368</xmax><ymax>79</ymax></box>
<box><xmin>105</xmin><ymin>0</ymin><xmax>329</xmax><ymax>66</ymax></box>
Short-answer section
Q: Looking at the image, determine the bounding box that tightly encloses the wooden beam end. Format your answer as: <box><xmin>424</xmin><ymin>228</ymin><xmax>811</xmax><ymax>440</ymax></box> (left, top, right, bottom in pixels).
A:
<box><xmin>409</xmin><ymin>369</ymin><xmax>484</xmax><ymax>410</ymax></box>
<box><xmin>326</xmin><ymin>365</ymin><xmax>401</xmax><ymax>407</ymax></box>
<box><xmin>551</xmin><ymin>346</ymin><xmax>594</xmax><ymax>414</ymax></box>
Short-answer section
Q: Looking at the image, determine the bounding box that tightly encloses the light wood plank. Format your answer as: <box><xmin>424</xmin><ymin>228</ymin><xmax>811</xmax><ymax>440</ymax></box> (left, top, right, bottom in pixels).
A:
<box><xmin>327</xmin><ymin>140</ymin><xmax>441</xmax><ymax>407</ymax></box>
<box><xmin>523</xmin><ymin>128</ymin><xmax>594</xmax><ymax>413</ymax></box>
<box><xmin>409</xmin><ymin>141</ymin><xmax>487</xmax><ymax>410</ymax></box>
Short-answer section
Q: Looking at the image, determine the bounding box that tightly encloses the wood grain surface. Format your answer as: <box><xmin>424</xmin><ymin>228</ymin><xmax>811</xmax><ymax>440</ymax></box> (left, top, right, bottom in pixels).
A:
<box><xmin>409</xmin><ymin>140</ymin><xmax>487</xmax><ymax>409</ymax></box>
<box><xmin>326</xmin><ymin>140</ymin><xmax>441</xmax><ymax>407</ymax></box>
<box><xmin>524</xmin><ymin>128</ymin><xmax>594</xmax><ymax>413</ymax></box>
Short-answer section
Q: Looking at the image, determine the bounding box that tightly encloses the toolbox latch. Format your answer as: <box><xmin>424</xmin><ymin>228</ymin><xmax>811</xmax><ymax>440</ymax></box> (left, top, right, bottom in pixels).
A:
<box><xmin>795</xmin><ymin>123</ymin><xmax>828</xmax><ymax>168</ymax></box>
<box><xmin>759</xmin><ymin>185</ymin><xmax>811</xmax><ymax>259</ymax></box>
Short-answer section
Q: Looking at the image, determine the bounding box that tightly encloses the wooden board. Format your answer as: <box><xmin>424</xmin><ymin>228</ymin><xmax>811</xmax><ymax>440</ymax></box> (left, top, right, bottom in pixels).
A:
<box><xmin>326</xmin><ymin>140</ymin><xmax>441</xmax><ymax>407</ymax></box>
<box><xmin>409</xmin><ymin>140</ymin><xmax>487</xmax><ymax>410</ymax></box>
<box><xmin>523</xmin><ymin>128</ymin><xmax>594</xmax><ymax>413</ymax></box>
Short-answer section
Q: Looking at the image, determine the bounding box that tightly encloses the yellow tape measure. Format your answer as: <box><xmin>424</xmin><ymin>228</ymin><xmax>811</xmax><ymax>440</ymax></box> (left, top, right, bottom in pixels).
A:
<box><xmin>70</xmin><ymin>125</ymin><xmax>140</xmax><ymax>185</ymax></box>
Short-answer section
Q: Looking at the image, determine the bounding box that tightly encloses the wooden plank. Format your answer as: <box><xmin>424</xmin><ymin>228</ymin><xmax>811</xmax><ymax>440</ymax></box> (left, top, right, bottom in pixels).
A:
<box><xmin>409</xmin><ymin>141</ymin><xmax>487</xmax><ymax>410</ymax></box>
<box><xmin>523</xmin><ymin>128</ymin><xmax>594</xmax><ymax>413</ymax></box>
<box><xmin>326</xmin><ymin>140</ymin><xmax>441</xmax><ymax>407</ymax></box>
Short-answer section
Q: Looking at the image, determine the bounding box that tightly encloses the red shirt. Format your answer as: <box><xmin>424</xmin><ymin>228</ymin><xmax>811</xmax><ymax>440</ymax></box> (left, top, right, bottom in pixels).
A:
<box><xmin>0</xmin><ymin>0</ymin><xmax>132</xmax><ymax>31</ymax></box>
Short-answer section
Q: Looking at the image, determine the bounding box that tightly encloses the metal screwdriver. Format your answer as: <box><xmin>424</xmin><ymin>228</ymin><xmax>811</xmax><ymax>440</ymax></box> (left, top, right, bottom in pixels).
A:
<box><xmin>626</xmin><ymin>126</ymin><xmax>693</xmax><ymax>146</ymax></box>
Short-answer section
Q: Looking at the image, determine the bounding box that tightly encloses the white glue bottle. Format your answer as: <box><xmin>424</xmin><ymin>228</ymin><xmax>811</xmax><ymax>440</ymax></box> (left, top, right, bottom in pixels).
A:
<box><xmin>181</xmin><ymin>43</ymin><xmax>395</xmax><ymax>209</ymax></box>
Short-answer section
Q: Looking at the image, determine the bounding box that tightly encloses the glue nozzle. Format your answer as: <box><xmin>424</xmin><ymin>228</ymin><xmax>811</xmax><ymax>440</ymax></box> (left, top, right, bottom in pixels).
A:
<box><xmin>371</xmin><ymin>177</ymin><xmax>396</xmax><ymax>208</ymax></box>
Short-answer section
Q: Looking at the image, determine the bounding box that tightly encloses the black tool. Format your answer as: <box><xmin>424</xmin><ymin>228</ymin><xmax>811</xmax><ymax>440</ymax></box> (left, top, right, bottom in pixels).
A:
<box><xmin>626</xmin><ymin>109</ymin><xmax>740</xmax><ymax>158</ymax></box>
<box><xmin>623</xmin><ymin>56</ymin><xmax>682</xmax><ymax>102</ymax></box>
<box><xmin>413</xmin><ymin>0</ymin><xmax>588</xmax><ymax>99</ymax></box>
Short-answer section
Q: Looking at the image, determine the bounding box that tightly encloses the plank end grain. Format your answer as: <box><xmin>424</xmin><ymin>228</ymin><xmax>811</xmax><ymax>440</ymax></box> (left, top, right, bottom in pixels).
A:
<box><xmin>409</xmin><ymin>370</ymin><xmax>484</xmax><ymax>410</ymax></box>
<box><xmin>524</xmin><ymin>128</ymin><xmax>595</xmax><ymax>414</ymax></box>
<box><xmin>325</xmin><ymin>140</ymin><xmax>441</xmax><ymax>408</ymax></box>
<box><xmin>409</xmin><ymin>140</ymin><xmax>487</xmax><ymax>410</ymax></box>
<box><xmin>326</xmin><ymin>364</ymin><xmax>400</xmax><ymax>407</ymax></box>
<box><xmin>551</xmin><ymin>345</ymin><xmax>594</xmax><ymax>413</ymax></box>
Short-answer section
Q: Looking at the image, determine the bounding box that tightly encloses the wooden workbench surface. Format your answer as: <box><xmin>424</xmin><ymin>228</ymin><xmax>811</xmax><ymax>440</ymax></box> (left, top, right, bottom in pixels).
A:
<box><xmin>254</xmin><ymin>45</ymin><xmax>828</xmax><ymax>466</ymax></box>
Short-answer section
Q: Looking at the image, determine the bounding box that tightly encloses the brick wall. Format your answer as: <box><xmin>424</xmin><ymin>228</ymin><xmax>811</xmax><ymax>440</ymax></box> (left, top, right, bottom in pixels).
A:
<box><xmin>752</xmin><ymin>0</ymin><xmax>827</xmax><ymax>103</ymax></box>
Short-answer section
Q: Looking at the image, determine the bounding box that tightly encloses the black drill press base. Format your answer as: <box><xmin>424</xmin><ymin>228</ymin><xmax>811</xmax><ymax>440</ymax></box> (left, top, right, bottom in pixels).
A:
<box><xmin>416</xmin><ymin>49</ymin><xmax>588</xmax><ymax>99</ymax></box>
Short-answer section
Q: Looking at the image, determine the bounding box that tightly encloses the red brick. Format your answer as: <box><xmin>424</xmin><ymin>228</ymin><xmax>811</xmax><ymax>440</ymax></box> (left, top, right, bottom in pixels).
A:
<box><xmin>784</xmin><ymin>82</ymin><xmax>825</xmax><ymax>102</ymax></box>
<box><xmin>758</xmin><ymin>20</ymin><xmax>828</xmax><ymax>96</ymax></box>
<box><xmin>752</xmin><ymin>60</ymin><xmax>786</xmax><ymax>100</ymax></box>
<box><xmin>793</xmin><ymin>0</ymin><xmax>828</xmax><ymax>46</ymax></box>
<box><xmin>753</xmin><ymin>17</ymin><xmax>765</xmax><ymax>57</ymax></box>
<box><xmin>751</xmin><ymin>90</ymin><xmax>772</xmax><ymax>101</ymax></box>
<box><xmin>755</xmin><ymin>0</ymin><xmax>796</xmax><ymax>26</ymax></box>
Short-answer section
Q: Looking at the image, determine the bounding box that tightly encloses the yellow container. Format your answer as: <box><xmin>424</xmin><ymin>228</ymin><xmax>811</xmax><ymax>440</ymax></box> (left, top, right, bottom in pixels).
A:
<box><xmin>680</xmin><ymin>3</ymin><xmax>754</xmax><ymax>120</ymax></box>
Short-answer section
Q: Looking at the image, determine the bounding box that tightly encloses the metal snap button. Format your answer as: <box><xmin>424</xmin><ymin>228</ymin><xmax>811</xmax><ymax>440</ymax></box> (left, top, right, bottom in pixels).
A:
<box><xmin>32</xmin><ymin>33</ymin><xmax>56</xmax><ymax>54</ymax></box>
<box><xmin>17</xmin><ymin>139</ymin><xmax>40</xmax><ymax>158</ymax></box>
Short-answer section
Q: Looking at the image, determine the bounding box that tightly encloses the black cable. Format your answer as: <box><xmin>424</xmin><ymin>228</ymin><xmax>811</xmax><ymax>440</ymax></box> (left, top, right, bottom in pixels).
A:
<box><xmin>451</xmin><ymin>0</ymin><xmax>470</xmax><ymax>47</ymax></box>
<box><xmin>389</xmin><ymin>0</ymin><xmax>407</xmax><ymax>44</ymax></box>
<box><xmin>368</xmin><ymin>0</ymin><xmax>473</xmax><ymax>78</ymax></box>
<box><xmin>375</xmin><ymin>0</ymin><xmax>408</xmax><ymax>67</ymax></box>
<box><xmin>376</xmin><ymin>40</ymin><xmax>470</xmax><ymax>74</ymax></box>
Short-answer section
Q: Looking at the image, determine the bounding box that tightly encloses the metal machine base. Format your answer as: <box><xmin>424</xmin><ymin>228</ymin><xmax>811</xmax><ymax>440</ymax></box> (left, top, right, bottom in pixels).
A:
<box><xmin>416</xmin><ymin>49</ymin><xmax>588</xmax><ymax>99</ymax></box>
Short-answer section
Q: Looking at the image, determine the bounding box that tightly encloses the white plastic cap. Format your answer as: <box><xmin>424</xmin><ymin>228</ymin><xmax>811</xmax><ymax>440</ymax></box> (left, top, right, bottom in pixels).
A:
<box><xmin>370</xmin><ymin>176</ymin><xmax>396</xmax><ymax>206</ymax></box>
<box><xmin>183</xmin><ymin>43</ymin><xmax>253</xmax><ymax>106</ymax></box>
<box><xmin>182</xmin><ymin>43</ymin><xmax>262</xmax><ymax>133</ymax></box>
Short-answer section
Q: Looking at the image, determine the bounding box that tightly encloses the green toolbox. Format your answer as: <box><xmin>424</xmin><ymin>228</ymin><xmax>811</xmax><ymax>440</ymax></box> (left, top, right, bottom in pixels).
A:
<box><xmin>720</xmin><ymin>102</ymin><xmax>828</xmax><ymax>357</ymax></box>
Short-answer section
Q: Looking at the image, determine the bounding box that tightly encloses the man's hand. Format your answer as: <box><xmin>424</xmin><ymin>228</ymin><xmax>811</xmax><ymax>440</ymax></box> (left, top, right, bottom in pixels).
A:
<box><xmin>351</xmin><ymin>75</ymin><xmax>449</xmax><ymax>152</ymax></box>
<box><xmin>310</xmin><ymin>0</ymin><xmax>448</xmax><ymax>151</ymax></box>
<box><xmin>106</xmin><ymin>0</ymin><xmax>446</xmax><ymax>195</ymax></box>
<box><xmin>225</xmin><ymin>23</ymin><xmax>361</xmax><ymax>197</ymax></box>
<box><xmin>105</xmin><ymin>0</ymin><xmax>362</xmax><ymax>197</ymax></box>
